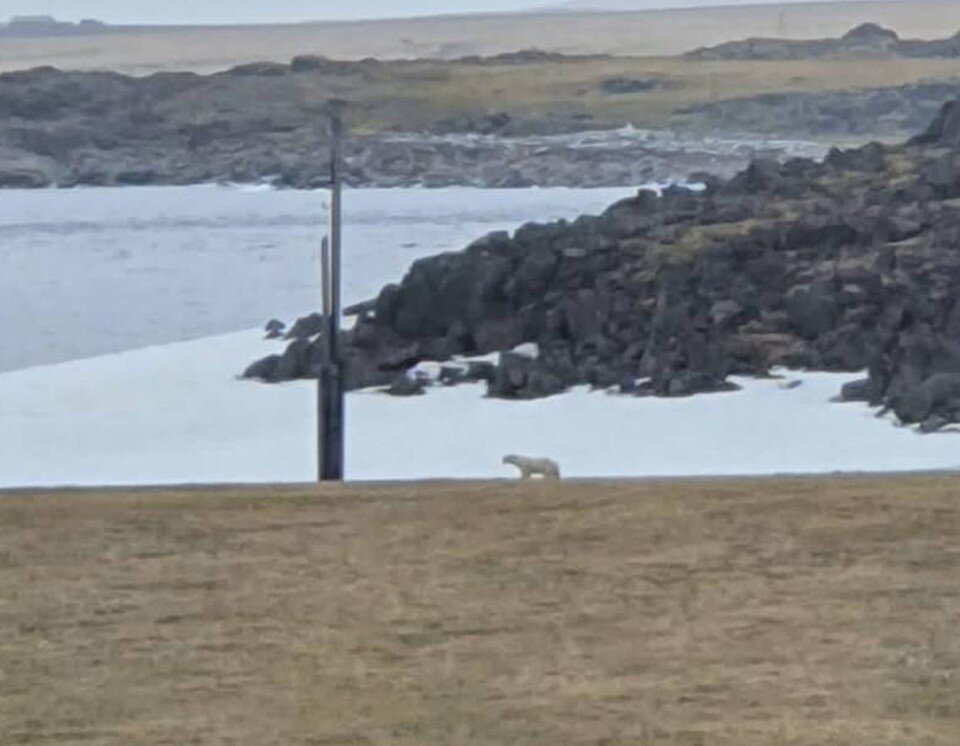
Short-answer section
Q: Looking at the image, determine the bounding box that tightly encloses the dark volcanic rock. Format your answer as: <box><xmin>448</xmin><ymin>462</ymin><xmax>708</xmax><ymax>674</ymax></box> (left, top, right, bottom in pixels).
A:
<box><xmin>922</xmin><ymin>152</ymin><xmax>960</xmax><ymax>197</ymax></box>
<box><xmin>892</xmin><ymin>373</ymin><xmax>960</xmax><ymax>425</ymax></box>
<box><xmin>487</xmin><ymin>352</ymin><xmax>567</xmax><ymax>400</ymax></box>
<box><xmin>0</xmin><ymin>54</ymin><xmax>944</xmax><ymax>190</ymax></box>
<box><xmin>387</xmin><ymin>374</ymin><xmax>427</xmax><ymax>397</ymax></box>
<box><xmin>839</xmin><ymin>378</ymin><xmax>875</xmax><ymax>403</ymax></box>
<box><xmin>439</xmin><ymin>365</ymin><xmax>468</xmax><ymax>386</ymax></box>
<box><xmin>274</xmin><ymin>338</ymin><xmax>314</xmax><ymax>380</ymax></box>
<box><xmin>825</xmin><ymin>142</ymin><xmax>887</xmax><ymax>172</ymax></box>
<box><xmin>285</xmin><ymin>313</ymin><xmax>326</xmax><ymax>340</ymax></box>
<box><xmin>465</xmin><ymin>361</ymin><xmax>498</xmax><ymax>383</ymax></box>
<box><xmin>244</xmin><ymin>98</ymin><xmax>960</xmax><ymax>431</ymax></box>
<box><xmin>920</xmin><ymin>414</ymin><xmax>951</xmax><ymax>434</ymax></box>
<box><xmin>242</xmin><ymin>354</ymin><xmax>283</xmax><ymax>382</ymax></box>
<box><xmin>785</xmin><ymin>282</ymin><xmax>840</xmax><ymax>339</ymax></box>
<box><xmin>0</xmin><ymin>164</ymin><xmax>52</xmax><ymax>187</ymax></box>
<box><xmin>686</xmin><ymin>23</ymin><xmax>947</xmax><ymax>61</ymax></box>
<box><xmin>672</xmin><ymin>80</ymin><xmax>960</xmax><ymax>141</ymax></box>
<box><xmin>600</xmin><ymin>77</ymin><xmax>660</xmax><ymax>95</ymax></box>
<box><xmin>0</xmin><ymin>60</ymin><xmax>777</xmax><ymax>190</ymax></box>
<box><xmin>911</xmin><ymin>99</ymin><xmax>960</xmax><ymax>147</ymax></box>
<box><xmin>265</xmin><ymin>318</ymin><xmax>286</xmax><ymax>339</ymax></box>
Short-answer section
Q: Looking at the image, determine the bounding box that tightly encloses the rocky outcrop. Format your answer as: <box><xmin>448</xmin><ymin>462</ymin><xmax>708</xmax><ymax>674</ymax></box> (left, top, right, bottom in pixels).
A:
<box><xmin>911</xmin><ymin>98</ymin><xmax>960</xmax><ymax>147</ymax></box>
<box><xmin>0</xmin><ymin>62</ymin><xmax>819</xmax><ymax>189</ymax></box>
<box><xmin>0</xmin><ymin>57</ymin><xmax>953</xmax><ymax>189</ymax></box>
<box><xmin>245</xmin><ymin>99</ymin><xmax>960</xmax><ymax>430</ymax></box>
<box><xmin>671</xmin><ymin>79</ymin><xmax>960</xmax><ymax>140</ymax></box>
<box><xmin>600</xmin><ymin>77</ymin><xmax>662</xmax><ymax>95</ymax></box>
<box><xmin>687</xmin><ymin>24</ymin><xmax>960</xmax><ymax>61</ymax></box>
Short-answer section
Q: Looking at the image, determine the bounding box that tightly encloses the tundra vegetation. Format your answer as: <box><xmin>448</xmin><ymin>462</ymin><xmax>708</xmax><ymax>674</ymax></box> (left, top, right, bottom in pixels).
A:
<box><xmin>2</xmin><ymin>477</ymin><xmax>959</xmax><ymax>745</ymax></box>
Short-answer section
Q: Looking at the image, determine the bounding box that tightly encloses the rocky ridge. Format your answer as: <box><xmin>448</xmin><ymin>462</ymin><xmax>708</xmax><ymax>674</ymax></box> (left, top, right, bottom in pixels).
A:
<box><xmin>246</xmin><ymin>100</ymin><xmax>960</xmax><ymax>433</ymax></box>
<box><xmin>688</xmin><ymin>23</ymin><xmax>960</xmax><ymax>61</ymax></box>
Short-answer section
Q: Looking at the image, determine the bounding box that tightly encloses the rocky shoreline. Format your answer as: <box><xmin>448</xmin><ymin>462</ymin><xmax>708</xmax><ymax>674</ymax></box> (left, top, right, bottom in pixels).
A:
<box><xmin>246</xmin><ymin>99</ymin><xmax>960</xmax><ymax>434</ymax></box>
<box><xmin>0</xmin><ymin>58</ymin><xmax>957</xmax><ymax>189</ymax></box>
<box><xmin>0</xmin><ymin>96</ymin><xmax>828</xmax><ymax>190</ymax></box>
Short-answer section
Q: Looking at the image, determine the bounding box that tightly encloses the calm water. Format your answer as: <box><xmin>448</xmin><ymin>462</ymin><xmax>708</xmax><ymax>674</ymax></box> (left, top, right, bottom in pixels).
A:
<box><xmin>0</xmin><ymin>185</ymin><xmax>640</xmax><ymax>372</ymax></box>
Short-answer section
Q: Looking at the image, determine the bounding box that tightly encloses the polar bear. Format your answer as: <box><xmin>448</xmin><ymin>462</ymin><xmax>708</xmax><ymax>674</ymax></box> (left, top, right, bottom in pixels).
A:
<box><xmin>503</xmin><ymin>455</ymin><xmax>562</xmax><ymax>481</ymax></box>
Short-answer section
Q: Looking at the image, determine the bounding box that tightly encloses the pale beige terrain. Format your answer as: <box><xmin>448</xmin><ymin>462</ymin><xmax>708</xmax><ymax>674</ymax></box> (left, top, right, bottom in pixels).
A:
<box><xmin>4</xmin><ymin>1</ymin><xmax>960</xmax><ymax>75</ymax></box>
<box><xmin>381</xmin><ymin>55</ymin><xmax>960</xmax><ymax>133</ymax></box>
<box><xmin>2</xmin><ymin>476</ymin><xmax>959</xmax><ymax>745</ymax></box>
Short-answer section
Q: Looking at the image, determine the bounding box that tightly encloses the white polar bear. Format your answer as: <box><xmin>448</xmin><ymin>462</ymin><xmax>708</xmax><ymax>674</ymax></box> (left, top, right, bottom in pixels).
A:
<box><xmin>502</xmin><ymin>455</ymin><xmax>562</xmax><ymax>481</ymax></box>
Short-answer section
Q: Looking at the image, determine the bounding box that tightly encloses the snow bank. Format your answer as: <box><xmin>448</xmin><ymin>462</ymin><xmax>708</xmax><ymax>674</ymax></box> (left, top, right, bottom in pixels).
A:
<box><xmin>1</xmin><ymin>331</ymin><xmax>958</xmax><ymax>489</ymax></box>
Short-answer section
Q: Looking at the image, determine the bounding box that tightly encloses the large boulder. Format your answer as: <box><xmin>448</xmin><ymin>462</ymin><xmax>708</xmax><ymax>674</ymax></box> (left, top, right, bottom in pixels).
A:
<box><xmin>892</xmin><ymin>372</ymin><xmax>960</xmax><ymax>424</ymax></box>
<box><xmin>465</xmin><ymin>360</ymin><xmax>498</xmax><ymax>383</ymax></box>
<box><xmin>473</xmin><ymin>317</ymin><xmax>526</xmax><ymax>353</ymax></box>
<box><xmin>665</xmin><ymin>371</ymin><xmax>736</xmax><ymax>398</ymax></box>
<box><xmin>487</xmin><ymin>352</ymin><xmax>566</xmax><ymax>400</ymax></box>
<box><xmin>386</xmin><ymin>374</ymin><xmax>427</xmax><ymax>397</ymax></box>
<box><xmin>825</xmin><ymin>142</ymin><xmax>886</xmax><ymax>172</ymax></box>
<box><xmin>265</xmin><ymin>319</ymin><xmax>286</xmax><ymax>339</ymax></box>
<box><xmin>785</xmin><ymin>282</ymin><xmax>840</xmax><ymax>339</ymax></box>
<box><xmin>274</xmin><ymin>338</ymin><xmax>314</xmax><ymax>380</ymax></box>
<box><xmin>924</xmin><ymin>152</ymin><xmax>960</xmax><ymax>197</ymax></box>
<box><xmin>242</xmin><ymin>354</ymin><xmax>282</xmax><ymax>382</ymax></box>
<box><xmin>911</xmin><ymin>99</ymin><xmax>960</xmax><ymax>147</ymax></box>
<box><xmin>285</xmin><ymin>313</ymin><xmax>325</xmax><ymax>340</ymax></box>
<box><xmin>839</xmin><ymin>377</ymin><xmax>875</xmax><ymax>403</ymax></box>
<box><xmin>0</xmin><ymin>165</ymin><xmax>51</xmax><ymax>187</ymax></box>
<box><xmin>920</xmin><ymin>414</ymin><xmax>950</xmax><ymax>434</ymax></box>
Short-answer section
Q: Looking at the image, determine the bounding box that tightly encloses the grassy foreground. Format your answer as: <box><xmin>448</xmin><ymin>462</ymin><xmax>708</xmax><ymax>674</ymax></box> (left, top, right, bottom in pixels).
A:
<box><xmin>2</xmin><ymin>476</ymin><xmax>959</xmax><ymax>745</ymax></box>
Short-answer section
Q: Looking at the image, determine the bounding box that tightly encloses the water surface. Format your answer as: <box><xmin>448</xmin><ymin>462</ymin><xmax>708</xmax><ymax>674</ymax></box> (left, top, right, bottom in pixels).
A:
<box><xmin>0</xmin><ymin>184</ymin><xmax>639</xmax><ymax>372</ymax></box>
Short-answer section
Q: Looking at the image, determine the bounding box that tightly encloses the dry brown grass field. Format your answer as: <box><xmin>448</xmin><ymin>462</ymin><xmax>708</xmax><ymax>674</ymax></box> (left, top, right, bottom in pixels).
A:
<box><xmin>42</xmin><ymin>50</ymin><xmax>960</xmax><ymax>137</ymax></box>
<box><xmin>2</xmin><ymin>476</ymin><xmax>959</xmax><ymax>745</ymax></box>
<box><xmin>363</xmin><ymin>55</ymin><xmax>960</xmax><ymax>134</ymax></box>
<box><xmin>4</xmin><ymin>1</ymin><xmax>960</xmax><ymax>75</ymax></box>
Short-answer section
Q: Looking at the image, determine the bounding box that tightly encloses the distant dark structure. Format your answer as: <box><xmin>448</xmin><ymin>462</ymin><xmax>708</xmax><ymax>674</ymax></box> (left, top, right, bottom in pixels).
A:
<box><xmin>1</xmin><ymin>16</ymin><xmax>108</xmax><ymax>37</ymax></box>
<box><xmin>9</xmin><ymin>15</ymin><xmax>58</xmax><ymax>25</ymax></box>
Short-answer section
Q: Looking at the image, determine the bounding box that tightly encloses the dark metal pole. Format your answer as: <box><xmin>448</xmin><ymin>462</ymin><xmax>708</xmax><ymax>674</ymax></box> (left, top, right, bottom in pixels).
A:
<box><xmin>320</xmin><ymin>236</ymin><xmax>332</xmax><ymax>318</ymax></box>
<box><xmin>319</xmin><ymin>109</ymin><xmax>345</xmax><ymax>482</ymax></box>
<box><xmin>318</xmin><ymin>236</ymin><xmax>331</xmax><ymax>482</ymax></box>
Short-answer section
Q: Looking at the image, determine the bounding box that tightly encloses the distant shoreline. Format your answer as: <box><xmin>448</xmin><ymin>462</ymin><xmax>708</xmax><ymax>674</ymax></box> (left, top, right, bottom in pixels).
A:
<box><xmin>4</xmin><ymin>1</ymin><xmax>960</xmax><ymax>74</ymax></box>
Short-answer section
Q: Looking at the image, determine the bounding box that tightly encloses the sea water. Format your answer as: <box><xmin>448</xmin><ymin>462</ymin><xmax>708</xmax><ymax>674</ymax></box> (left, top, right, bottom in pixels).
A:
<box><xmin>0</xmin><ymin>184</ymin><xmax>640</xmax><ymax>372</ymax></box>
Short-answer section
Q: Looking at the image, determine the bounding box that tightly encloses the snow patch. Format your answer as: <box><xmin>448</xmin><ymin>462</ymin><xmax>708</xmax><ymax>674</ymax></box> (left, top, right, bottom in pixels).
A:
<box><xmin>1</xmin><ymin>330</ymin><xmax>959</xmax><ymax>489</ymax></box>
<box><xmin>510</xmin><ymin>342</ymin><xmax>540</xmax><ymax>360</ymax></box>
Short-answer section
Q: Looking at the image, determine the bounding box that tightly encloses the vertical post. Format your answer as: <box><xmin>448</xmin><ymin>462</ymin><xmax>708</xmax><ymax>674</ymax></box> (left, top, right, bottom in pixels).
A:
<box><xmin>318</xmin><ymin>236</ymin><xmax>331</xmax><ymax>482</ymax></box>
<box><xmin>321</xmin><ymin>236</ymin><xmax>332</xmax><ymax>319</ymax></box>
<box><xmin>319</xmin><ymin>108</ymin><xmax>345</xmax><ymax>481</ymax></box>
